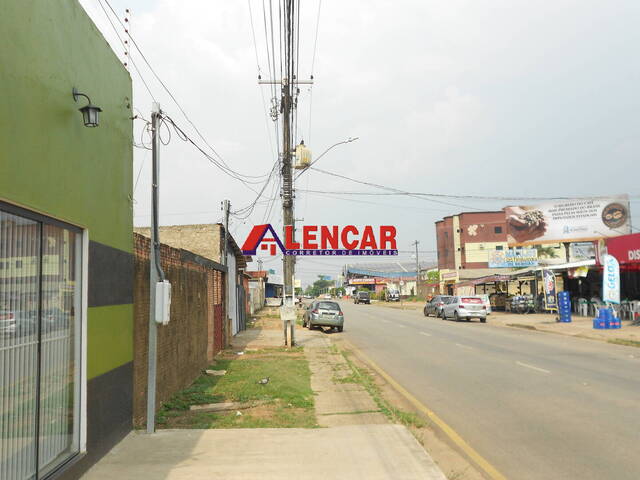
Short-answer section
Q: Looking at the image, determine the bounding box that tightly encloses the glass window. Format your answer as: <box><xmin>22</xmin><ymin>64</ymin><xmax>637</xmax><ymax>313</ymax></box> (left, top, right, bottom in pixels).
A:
<box><xmin>0</xmin><ymin>206</ymin><xmax>82</xmax><ymax>479</ymax></box>
<box><xmin>494</xmin><ymin>226</ymin><xmax>502</xmax><ymax>234</ymax></box>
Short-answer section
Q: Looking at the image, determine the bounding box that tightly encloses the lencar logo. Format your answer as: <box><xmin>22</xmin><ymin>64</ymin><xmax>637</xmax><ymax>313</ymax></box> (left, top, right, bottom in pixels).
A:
<box><xmin>241</xmin><ymin>224</ymin><xmax>398</xmax><ymax>256</ymax></box>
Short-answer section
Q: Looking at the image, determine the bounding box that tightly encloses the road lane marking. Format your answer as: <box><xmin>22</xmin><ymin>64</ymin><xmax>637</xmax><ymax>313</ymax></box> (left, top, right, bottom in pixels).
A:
<box><xmin>419</xmin><ymin>331</ymin><xmax>432</xmax><ymax>337</ymax></box>
<box><xmin>397</xmin><ymin>324</ymin><xmax>406</xmax><ymax>328</ymax></box>
<box><xmin>516</xmin><ymin>361</ymin><xmax>551</xmax><ymax>374</ymax></box>
<box><xmin>455</xmin><ymin>343</ymin><xmax>472</xmax><ymax>349</ymax></box>
<box><xmin>341</xmin><ymin>339</ymin><xmax>507</xmax><ymax>480</ymax></box>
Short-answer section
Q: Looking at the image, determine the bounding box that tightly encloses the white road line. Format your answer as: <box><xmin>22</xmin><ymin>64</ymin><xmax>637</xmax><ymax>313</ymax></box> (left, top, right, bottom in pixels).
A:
<box><xmin>419</xmin><ymin>331</ymin><xmax>432</xmax><ymax>337</ymax></box>
<box><xmin>455</xmin><ymin>343</ymin><xmax>472</xmax><ymax>349</ymax></box>
<box><xmin>516</xmin><ymin>361</ymin><xmax>551</xmax><ymax>374</ymax></box>
<box><xmin>397</xmin><ymin>324</ymin><xmax>406</xmax><ymax>328</ymax></box>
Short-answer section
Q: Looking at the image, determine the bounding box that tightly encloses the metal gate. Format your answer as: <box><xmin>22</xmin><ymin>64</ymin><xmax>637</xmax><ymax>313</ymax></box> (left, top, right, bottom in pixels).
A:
<box><xmin>0</xmin><ymin>205</ymin><xmax>82</xmax><ymax>479</ymax></box>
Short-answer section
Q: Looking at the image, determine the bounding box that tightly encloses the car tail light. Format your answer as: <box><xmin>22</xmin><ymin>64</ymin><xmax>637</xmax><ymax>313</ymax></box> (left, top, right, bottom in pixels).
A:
<box><xmin>482</xmin><ymin>305</ymin><xmax>486</xmax><ymax>309</ymax></box>
<box><xmin>312</xmin><ymin>309</ymin><xmax>318</xmax><ymax>314</ymax></box>
<box><xmin>338</xmin><ymin>311</ymin><xmax>343</xmax><ymax>316</ymax></box>
<box><xmin>437</xmin><ymin>302</ymin><xmax>443</xmax><ymax>306</ymax></box>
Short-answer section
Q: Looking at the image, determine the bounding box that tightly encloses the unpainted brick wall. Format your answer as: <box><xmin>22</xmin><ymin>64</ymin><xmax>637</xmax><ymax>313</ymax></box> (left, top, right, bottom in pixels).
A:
<box><xmin>133</xmin><ymin>233</ymin><xmax>225</xmax><ymax>427</ymax></box>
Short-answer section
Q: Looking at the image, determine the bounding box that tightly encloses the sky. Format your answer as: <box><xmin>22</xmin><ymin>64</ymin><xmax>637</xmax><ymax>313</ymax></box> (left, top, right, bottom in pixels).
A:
<box><xmin>79</xmin><ymin>0</ymin><xmax>640</xmax><ymax>287</ymax></box>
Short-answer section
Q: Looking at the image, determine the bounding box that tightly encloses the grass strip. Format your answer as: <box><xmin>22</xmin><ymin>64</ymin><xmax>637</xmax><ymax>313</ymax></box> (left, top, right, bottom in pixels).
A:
<box><xmin>155</xmin><ymin>349</ymin><xmax>317</xmax><ymax>429</ymax></box>
<box><xmin>336</xmin><ymin>349</ymin><xmax>427</xmax><ymax>429</ymax></box>
<box><xmin>607</xmin><ymin>338</ymin><xmax>640</xmax><ymax>348</ymax></box>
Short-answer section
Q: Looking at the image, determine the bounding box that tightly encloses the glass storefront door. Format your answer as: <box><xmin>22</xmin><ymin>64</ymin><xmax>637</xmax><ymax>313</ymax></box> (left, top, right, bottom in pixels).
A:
<box><xmin>0</xmin><ymin>206</ymin><xmax>82</xmax><ymax>479</ymax></box>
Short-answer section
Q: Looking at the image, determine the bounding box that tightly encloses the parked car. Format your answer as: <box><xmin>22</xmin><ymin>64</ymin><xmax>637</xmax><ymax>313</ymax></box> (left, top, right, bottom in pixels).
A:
<box><xmin>478</xmin><ymin>294</ymin><xmax>492</xmax><ymax>314</ymax></box>
<box><xmin>303</xmin><ymin>300</ymin><xmax>344</xmax><ymax>332</ymax></box>
<box><xmin>385</xmin><ymin>289</ymin><xmax>400</xmax><ymax>302</ymax></box>
<box><xmin>0</xmin><ymin>311</ymin><xmax>17</xmax><ymax>337</ymax></box>
<box><xmin>441</xmin><ymin>296</ymin><xmax>487</xmax><ymax>322</ymax></box>
<box><xmin>423</xmin><ymin>295</ymin><xmax>453</xmax><ymax>317</ymax></box>
<box><xmin>353</xmin><ymin>291</ymin><xmax>371</xmax><ymax>304</ymax></box>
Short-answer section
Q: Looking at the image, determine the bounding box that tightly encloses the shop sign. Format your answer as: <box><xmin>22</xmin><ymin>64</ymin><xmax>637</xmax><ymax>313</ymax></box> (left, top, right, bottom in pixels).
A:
<box><xmin>569</xmin><ymin>242</ymin><xmax>596</xmax><ymax>262</ymax></box>
<box><xmin>504</xmin><ymin>195</ymin><xmax>631</xmax><ymax>246</ymax></box>
<box><xmin>542</xmin><ymin>269</ymin><xmax>557</xmax><ymax>310</ymax></box>
<box><xmin>606</xmin><ymin>233</ymin><xmax>640</xmax><ymax>265</ymax></box>
<box><xmin>488</xmin><ymin>248</ymin><xmax>538</xmax><ymax>268</ymax></box>
<box><xmin>602</xmin><ymin>254</ymin><xmax>620</xmax><ymax>304</ymax></box>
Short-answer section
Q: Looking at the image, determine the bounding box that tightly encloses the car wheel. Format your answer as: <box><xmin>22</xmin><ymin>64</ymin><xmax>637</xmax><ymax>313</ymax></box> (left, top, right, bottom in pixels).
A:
<box><xmin>480</xmin><ymin>318</ymin><xmax>486</xmax><ymax>323</ymax></box>
<box><xmin>308</xmin><ymin>322</ymin><xmax>313</xmax><ymax>330</ymax></box>
<box><xmin>454</xmin><ymin>312</ymin><xmax>460</xmax><ymax>322</ymax></box>
<box><xmin>423</xmin><ymin>308</ymin><xmax>428</xmax><ymax>317</ymax></box>
<box><xmin>337</xmin><ymin>326</ymin><xmax>343</xmax><ymax>332</ymax></box>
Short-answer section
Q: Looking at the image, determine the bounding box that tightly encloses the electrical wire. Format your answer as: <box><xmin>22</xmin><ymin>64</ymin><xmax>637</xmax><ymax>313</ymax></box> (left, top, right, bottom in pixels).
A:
<box><xmin>102</xmin><ymin>0</ymin><xmax>268</xmax><ymax>182</ymax></box>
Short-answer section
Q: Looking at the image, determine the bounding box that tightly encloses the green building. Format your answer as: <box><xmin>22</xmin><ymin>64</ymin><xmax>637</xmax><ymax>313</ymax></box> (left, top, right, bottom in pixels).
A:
<box><xmin>0</xmin><ymin>1</ymin><xmax>134</xmax><ymax>478</ymax></box>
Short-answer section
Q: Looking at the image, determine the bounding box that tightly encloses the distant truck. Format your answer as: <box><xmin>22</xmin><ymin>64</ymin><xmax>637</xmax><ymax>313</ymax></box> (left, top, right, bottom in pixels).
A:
<box><xmin>385</xmin><ymin>289</ymin><xmax>400</xmax><ymax>302</ymax></box>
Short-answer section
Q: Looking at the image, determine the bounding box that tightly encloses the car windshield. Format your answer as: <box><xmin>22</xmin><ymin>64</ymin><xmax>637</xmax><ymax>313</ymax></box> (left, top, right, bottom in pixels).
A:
<box><xmin>316</xmin><ymin>302</ymin><xmax>339</xmax><ymax>310</ymax></box>
<box><xmin>358</xmin><ymin>292</ymin><xmax>370</xmax><ymax>297</ymax></box>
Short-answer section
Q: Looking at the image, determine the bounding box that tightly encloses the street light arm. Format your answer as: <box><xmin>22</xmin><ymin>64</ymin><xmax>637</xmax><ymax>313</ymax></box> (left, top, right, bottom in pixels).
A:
<box><xmin>294</xmin><ymin>137</ymin><xmax>359</xmax><ymax>180</ymax></box>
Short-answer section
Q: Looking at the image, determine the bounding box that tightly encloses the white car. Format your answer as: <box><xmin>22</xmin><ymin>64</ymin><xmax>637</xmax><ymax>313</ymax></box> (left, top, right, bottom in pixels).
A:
<box><xmin>441</xmin><ymin>296</ymin><xmax>487</xmax><ymax>323</ymax></box>
<box><xmin>478</xmin><ymin>294</ymin><xmax>492</xmax><ymax>314</ymax></box>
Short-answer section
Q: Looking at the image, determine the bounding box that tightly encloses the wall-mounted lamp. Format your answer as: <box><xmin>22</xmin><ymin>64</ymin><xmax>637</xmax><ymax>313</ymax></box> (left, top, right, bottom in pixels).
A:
<box><xmin>72</xmin><ymin>88</ymin><xmax>102</xmax><ymax>127</ymax></box>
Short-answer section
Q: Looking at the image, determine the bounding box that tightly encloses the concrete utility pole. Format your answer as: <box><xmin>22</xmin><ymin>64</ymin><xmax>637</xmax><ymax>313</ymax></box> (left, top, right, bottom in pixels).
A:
<box><xmin>412</xmin><ymin>240</ymin><xmax>420</xmax><ymax>298</ymax></box>
<box><xmin>147</xmin><ymin>102</ymin><xmax>163</xmax><ymax>434</ymax></box>
<box><xmin>222</xmin><ymin>200</ymin><xmax>231</xmax><ymax>345</ymax></box>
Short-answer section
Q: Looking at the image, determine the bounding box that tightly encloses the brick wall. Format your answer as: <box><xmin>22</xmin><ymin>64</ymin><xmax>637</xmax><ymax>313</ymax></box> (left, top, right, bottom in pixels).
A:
<box><xmin>132</xmin><ymin>233</ymin><xmax>225</xmax><ymax>427</ymax></box>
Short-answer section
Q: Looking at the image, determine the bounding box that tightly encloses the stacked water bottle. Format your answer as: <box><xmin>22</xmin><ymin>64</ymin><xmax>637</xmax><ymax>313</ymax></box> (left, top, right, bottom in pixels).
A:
<box><xmin>593</xmin><ymin>307</ymin><xmax>621</xmax><ymax>329</ymax></box>
<box><xmin>557</xmin><ymin>291</ymin><xmax>571</xmax><ymax>323</ymax></box>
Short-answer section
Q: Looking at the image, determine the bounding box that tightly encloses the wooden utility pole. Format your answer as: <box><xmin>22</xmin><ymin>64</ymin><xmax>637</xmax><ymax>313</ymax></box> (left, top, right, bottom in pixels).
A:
<box><xmin>412</xmin><ymin>240</ymin><xmax>420</xmax><ymax>298</ymax></box>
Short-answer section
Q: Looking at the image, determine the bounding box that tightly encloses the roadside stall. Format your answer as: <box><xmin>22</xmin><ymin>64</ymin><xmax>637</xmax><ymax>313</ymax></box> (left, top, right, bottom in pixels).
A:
<box><xmin>605</xmin><ymin>233</ymin><xmax>640</xmax><ymax>320</ymax></box>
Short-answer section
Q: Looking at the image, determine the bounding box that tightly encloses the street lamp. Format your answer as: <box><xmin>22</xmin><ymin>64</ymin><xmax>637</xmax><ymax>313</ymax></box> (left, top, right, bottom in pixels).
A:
<box><xmin>294</xmin><ymin>137</ymin><xmax>358</xmax><ymax>180</ymax></box>
<box><xmin>72</xmin><ymin>88</ymin><xmax>102</xmax><ymax>127</ymax></box>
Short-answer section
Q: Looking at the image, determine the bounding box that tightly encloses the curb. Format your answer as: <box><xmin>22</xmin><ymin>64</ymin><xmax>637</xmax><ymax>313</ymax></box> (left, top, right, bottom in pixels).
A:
<box><xmin>340</xmin><ymin>338</ymin><xmax>507</xmax><ymax>480</ymax></box>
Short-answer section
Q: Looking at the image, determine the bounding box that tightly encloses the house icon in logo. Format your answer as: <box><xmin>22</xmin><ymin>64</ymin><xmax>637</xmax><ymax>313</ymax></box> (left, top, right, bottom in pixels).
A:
<box><xmin>241</xmin><ymin>224</ymin><xmax>287</xmax><ymax>255</ymax></box>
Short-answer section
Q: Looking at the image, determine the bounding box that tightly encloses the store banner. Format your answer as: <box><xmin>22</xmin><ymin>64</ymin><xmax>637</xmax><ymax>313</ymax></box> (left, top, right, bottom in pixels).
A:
<box><xmin>504</xmin><ymin>195</ymin><xmax>631</xmax><ymax>246</ymax></box>
<box><xmin>542</xmin><ymin>269</ymin><xmax>557</xmax><ymax>310</ymax></box>
<box><xmin>488</xmin><ymin>248</ymin><xmax>538</xmax><ymax>268</ymax></box>
<box><xmin>606</xmin><ymin>233</ymin><xmax>640</xmax><ymax>265</ymax></box>
<box><xmin>602</xmin><ymin>254</ymin><xmax>620</xmax><ymax>304</ymax></box>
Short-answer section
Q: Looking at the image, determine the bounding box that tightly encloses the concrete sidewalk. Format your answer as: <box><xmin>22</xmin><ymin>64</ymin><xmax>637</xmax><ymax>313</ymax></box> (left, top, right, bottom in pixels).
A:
<box><xmin>488</xmin><ymin>311</ymin><xmax>640</xmax><ymax>343</ymax></box>
<box><xmin>82</xmin><ymin>319</ymin><xmax>447</xmax><ymax>479</ymax></box>
<box><xmin>83</xmin><ymin>425</ymin><xmax>445</xmax><ymax>480</ymax></box>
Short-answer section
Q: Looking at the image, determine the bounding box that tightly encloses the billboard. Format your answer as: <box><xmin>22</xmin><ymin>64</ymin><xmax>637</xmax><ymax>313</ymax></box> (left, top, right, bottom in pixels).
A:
<box><xmin>488</xmin><ymin>248</ymin><xmax>538</xmax><ymax>268</ymax></box>
<box><xmin>504</xmin><ymin>195</ymin><xmax>631</xmax><ymax>246</ymax></box>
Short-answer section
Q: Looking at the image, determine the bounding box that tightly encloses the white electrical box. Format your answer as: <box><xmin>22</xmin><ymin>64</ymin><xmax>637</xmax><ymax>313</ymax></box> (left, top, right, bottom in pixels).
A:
<box><xmin>155</xmin><ymin>280</ymin><xmax>172</xmax><ymax>325</ymax></box>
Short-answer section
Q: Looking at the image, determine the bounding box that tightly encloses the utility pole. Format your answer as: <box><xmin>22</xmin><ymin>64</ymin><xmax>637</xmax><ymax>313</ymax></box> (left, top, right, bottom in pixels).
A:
<box><xmin>412</xmin><ymin>240</ymin><xmax>420</xmax><ymax>298</ymax></box>
<box><xmin>222</xmin><ymin>200</ymin><xmax>231</xmax><ymax>346</ymax></box>
<box><xmin>146</xmin><ymin>102</ymin><xmax>164</xmax><ymax>434</ymax></box>
<box><xmin>257</xmin><ymin>1</ymin><xmax>314</xmax><ymax>346</ymax></box>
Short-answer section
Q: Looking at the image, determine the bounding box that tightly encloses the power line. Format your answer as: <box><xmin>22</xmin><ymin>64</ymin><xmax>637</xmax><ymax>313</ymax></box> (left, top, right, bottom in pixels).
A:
<box><xmin>102</xmin><ymin>0</ymin><xmax>267</xmax><ymax>183</ymax></box>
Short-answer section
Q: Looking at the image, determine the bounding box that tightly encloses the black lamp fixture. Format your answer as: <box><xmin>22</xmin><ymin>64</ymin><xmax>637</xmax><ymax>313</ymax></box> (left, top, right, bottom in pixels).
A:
<box><xmin>72</xmin><ymin>88</ymin><xmax>102</xmax><ymax>127</ymax></box>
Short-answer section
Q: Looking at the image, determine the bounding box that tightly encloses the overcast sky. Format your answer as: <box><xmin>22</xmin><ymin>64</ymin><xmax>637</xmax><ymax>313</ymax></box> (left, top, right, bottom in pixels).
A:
<box><xmin>80</xmin><ymin>0</ymin><xmax>640</xmax><ymax>287</ymax></box>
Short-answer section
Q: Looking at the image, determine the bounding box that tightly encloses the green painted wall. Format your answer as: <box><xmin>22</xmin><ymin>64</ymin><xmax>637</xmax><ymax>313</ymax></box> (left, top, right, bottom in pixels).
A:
<box><xmin>0</xmin><ymin>0</ymin><xmax>133</xmax><ymax>253</ymax></box>
<box><xmin>0</xmin><ymin>1</ymin><xmax>134</xmax><ymax>380</ymax></box>
<box><xmin>88</xmin><ymin>304</ymin><xmax>134</xmax><ymax>378</ymax></box>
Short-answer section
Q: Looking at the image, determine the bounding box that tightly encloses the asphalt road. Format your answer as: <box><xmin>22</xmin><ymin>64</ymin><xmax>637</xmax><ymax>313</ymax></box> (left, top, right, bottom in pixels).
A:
<box><xmin>337</xmin><ymin>300</ymin><xmax>640</xmax><ymax>480</ymax></box>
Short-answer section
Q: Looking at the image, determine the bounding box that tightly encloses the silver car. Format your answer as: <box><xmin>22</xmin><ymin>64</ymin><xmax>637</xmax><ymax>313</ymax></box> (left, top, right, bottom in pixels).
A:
<box><xmin>441</xmin><ymin>296</ymin><xmax>487</xmax><ymax>322</ymax></box>
<box><xmin>303</xmin><ymin>300</ymin><xmax>344</xmax><ymax>332</ymax></box>
<box><xmin>423</xmin><ymin>295</ymin><xmax>453</xmax><ymax>317</ymax></box>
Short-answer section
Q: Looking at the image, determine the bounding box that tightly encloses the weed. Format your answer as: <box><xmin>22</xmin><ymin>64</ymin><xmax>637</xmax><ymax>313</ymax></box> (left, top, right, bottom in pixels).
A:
<box><xmin>608</xmin><ymin>338</ymin><xmax>640</xmax><ymax>348</ymax></box>
<box><xmin>336</xmin><ymin>348</ymin><xmax>427</xmax><ymax>429</ymax></box>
